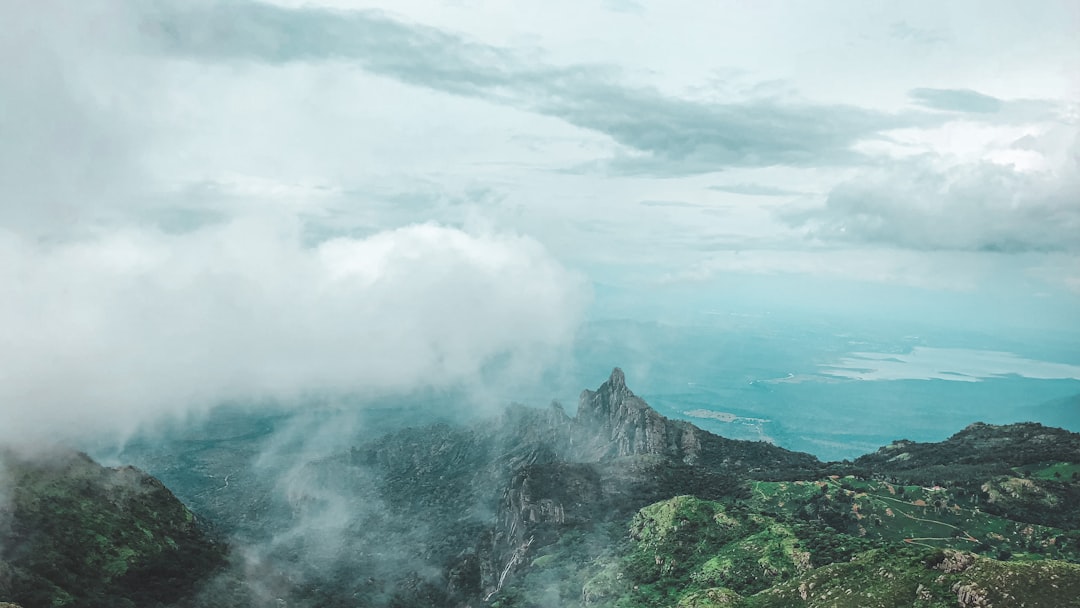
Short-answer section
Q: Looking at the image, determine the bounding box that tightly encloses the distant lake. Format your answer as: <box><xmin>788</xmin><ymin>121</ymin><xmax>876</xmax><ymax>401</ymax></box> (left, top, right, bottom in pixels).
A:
<box><xmin>568</xmin><ymin>317</ymin><xmax>1080</xmax><ymax>461</ymax></box>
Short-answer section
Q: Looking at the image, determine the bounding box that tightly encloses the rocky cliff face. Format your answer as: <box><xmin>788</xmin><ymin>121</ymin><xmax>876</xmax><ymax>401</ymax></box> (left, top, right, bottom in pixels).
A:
<box><xmin>330</xmin><ymin>369</ymin><xmax>823</xmax><ymax>603</ymax></box>
<box><xmin>473</xmin><ymin>369</ymin><xmax>824</xmax><ymax>599</ymax></box>
<box><xmin>573</xmin><ymin>368</ymin><xmax>704</xmax><ymax>463</ymax></box>
<box><xmin>571</xmin><ymin>369</ymin><xmax>821</xmax><ymax>478</ymax></box>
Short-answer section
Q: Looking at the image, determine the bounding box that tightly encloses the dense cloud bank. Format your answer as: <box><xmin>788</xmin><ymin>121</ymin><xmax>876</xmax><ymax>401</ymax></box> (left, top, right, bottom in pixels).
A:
<box><xmin>0</xmin><ymin>220</ymin><xmax>587</xmax><ymax>444</ymax></box>
<box><xmin>794</xmin><ymin>135</ymin><xmax>1080</xmax><ymax>253</ymax></box>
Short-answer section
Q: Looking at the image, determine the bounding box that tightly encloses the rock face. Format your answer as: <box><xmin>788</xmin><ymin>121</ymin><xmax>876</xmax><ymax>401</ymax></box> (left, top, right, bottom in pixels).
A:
<box><xmin>329</xmin><ymin>368</ymin><xmax>828</xmax><ymax>604</ymax></box>
<box><xmin>574</xmin><ymin>368</ymin><xmax>704</xmax><ymax>463</ymax></box>
<box><xmin>572</xmin><ymin>369</ymin><xmax>821</xmax><ymax>478</ymax></box>
<box><xmin>0</xmin><ymin>450</ymin><xmax>224</xmax><ymax>608</ymax></box>
<box><xmin>474</xmin><ymin>369</ymin><xmax>823</xmax><ymax>599</ymax></box>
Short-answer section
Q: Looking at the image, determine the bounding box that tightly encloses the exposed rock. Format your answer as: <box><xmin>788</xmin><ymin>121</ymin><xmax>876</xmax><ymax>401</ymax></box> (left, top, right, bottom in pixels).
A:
<box><xmin>574</xmin><ymin>368</ymin><xmax>705</xmax><ymax>464</ymax></box>
<box><xmin>936</xmin><ymin>550</ymin><xmax>978</xmax><ymax>574</ymax></box>
<box><xmin>572</xmin><ymin>369</ymin><xmax>821</xmax><ymax>478</ymax></box>
<box><xmin>953</xmin><ymin>581</ymin><xmax>991</xmax><ymax>607</ymax></box>
<box><xmin>466</xmin><ymin>369</ymin><xmax>822</xmax><ymax>598</ymax></box>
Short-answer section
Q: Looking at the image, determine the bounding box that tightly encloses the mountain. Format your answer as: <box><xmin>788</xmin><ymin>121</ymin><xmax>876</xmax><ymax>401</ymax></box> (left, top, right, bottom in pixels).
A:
<box><xmin>0</xmin><ymin>449</ymin><xmax>225</xmax><ymax>608</ymax></box>
<box><xmin>572</xmin><ymin>369</ymin><xmax>821</xmax><ymax>477</ymax></box>
<box><xmin>287</xmin><ymin>369</ymin><xmax>1080</xmax><ymax>606</ymax></box>
<box><xmin>3</xmin><ymin>369</ymin><xmax>1080</xmax><ymax>607</ymax></box>
<box><xmin>345</xmin><ymin>369</ymin><xmax>823</xmax><ymax>603</ymax></box>
<box><xmin>853</xmin><ymin>421</ymin><xmax>1080</xmax><ymax>476</ymax></box>
<box><xmin>851</xmin><ymin>422</ymin><xmax>1080</xmax><ymax>529</ymax></box>
<box><xmin>518</xmin><ymin>495</ymin><xmax>1080</xmax><ymax>608</ymax></box>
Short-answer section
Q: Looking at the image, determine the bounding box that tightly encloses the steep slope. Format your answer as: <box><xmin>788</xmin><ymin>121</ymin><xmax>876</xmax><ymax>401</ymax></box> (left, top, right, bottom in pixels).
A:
<box><xmin>272</xmin><ymin>370</ymin><xmax>1080</xmax><ymax>606</ymax></box>
<box><xmin>0</xmin><ymin>450</ymin><xmax>224</xmax><ymax>608</ymax></box>
<box><xmin>318</xmin><ymin>369</ymin><xmax>828</xmax><ymax>603</ymax></box>
<box><xmin>478</xmin><ymin>369</ymin><xmax>823</xmax><ymax>599</ymax></box>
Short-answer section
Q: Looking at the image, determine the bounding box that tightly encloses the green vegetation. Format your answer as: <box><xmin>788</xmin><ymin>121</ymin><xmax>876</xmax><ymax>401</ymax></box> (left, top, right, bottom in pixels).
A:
<box><xmin>1017</xmin><ymin>461</ymin><xmax>1080</xmax><ymax>481</ymax></box>
<box><xmin>495</xmin><ymin>491</ymin><xmax>1080</xmax><ymax>608</ymax></box>
<box><xmin>494</xmin><ymin>496</ymin><xmax>793</xmax><ymax>608</ymax></box>
<box><xmin>745</xmin><ymin>476</ymin><xmax>1080</xmax><ymax>563</ymax></box>
<box><xmin>0</xmin><ymin>450</ymin><xmax>224</xmax><ymax>608</ymax></box>
<box><xmin>3</xmin><ymin>379</ymin><xmax>1078</xmax><ymax>608</ymax></box>
<box><xmin>749</xmin><ymin>547</ymin><xmax>1080</xmax><ymax>608</ymax></box>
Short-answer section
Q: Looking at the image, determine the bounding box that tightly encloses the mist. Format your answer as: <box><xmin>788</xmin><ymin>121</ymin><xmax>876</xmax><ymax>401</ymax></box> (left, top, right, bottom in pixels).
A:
<box><xmin>0</xmin><ymin>218</ymin><xmax>587</xmax><ymax>445</ymax></box>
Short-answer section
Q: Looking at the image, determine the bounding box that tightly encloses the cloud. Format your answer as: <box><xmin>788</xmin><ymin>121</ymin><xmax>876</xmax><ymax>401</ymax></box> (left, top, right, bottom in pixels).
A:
<box><xmin>0</xmin><ymin>1</ymin><xmax>151</xmax><ymax>234</ymax></box>
<box><xmin>909</xmin><ymin>88</ymin><xmax>1003</xmax><ymax>114</ymax></box>
<box><xmin>0</xmin><ymin>219</ymin><xmax>587</xmax><ymax>444</ymax></box>
<box><xmin>889</xmin><ymin>21</ymin><xmax>948</xmax><ymax>45</ymax></box>
<box><xmin>709</xmin><ymin>183</ymin><xmax>805</xmax><ymax>196</ymax></box>
<box><xmin>790</xmin><ymin>137</ymin><xmax>1080</xmax><ymax>253</ymax></box>
<box><xmin>908</xmin><ymin>88</ymin><xmax>1063</xmax><ymax>123</ymax></box>
<box><xmin>137</xmin><ymin>0</ymin><xmax>926</xmax><ymax>173</ymax></box>
<box><xmin>0</xmin><ymin>1</ymin><xmax>591</xmax><ymax>448</ymax></box>
<box><xmin>638</xmin><ymin>200</ymin><xmax>702</xmax><ymax>208</ymax></box>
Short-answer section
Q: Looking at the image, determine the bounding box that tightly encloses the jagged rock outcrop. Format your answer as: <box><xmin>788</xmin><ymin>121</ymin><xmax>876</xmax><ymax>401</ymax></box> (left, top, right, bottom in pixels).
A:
<box><xmin>475</xmin><ymin>369</ymin><xmax>824</xmax><ymax>598</ymax></box>
<box><xmin>572</xmin><ymin>368</ymin><xmax>821</xmax><ymax>478</ymax></box>
<box><xmin>482</xmin><ymin>462</ymin><xmax>604</xmax><ymax>598</ymax></box>
<box><xmin>573</xmin><ymin>367</ymin><xmax>705</xmax><ymax>463</ymax></box>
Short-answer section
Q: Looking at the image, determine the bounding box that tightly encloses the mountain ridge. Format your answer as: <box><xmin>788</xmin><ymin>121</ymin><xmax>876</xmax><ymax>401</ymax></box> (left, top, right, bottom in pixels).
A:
<box><xmin>3</xmin><ymin>369</ymin><xmax>1079</xmax><ymax>607</ymax></box>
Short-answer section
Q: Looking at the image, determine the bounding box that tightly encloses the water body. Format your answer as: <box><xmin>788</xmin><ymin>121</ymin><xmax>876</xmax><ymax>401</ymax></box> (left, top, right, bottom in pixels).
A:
<box><xmin>569</xmin><ymin>316</ymin><xmax>1080</xmax><ymax>461</ymax></box>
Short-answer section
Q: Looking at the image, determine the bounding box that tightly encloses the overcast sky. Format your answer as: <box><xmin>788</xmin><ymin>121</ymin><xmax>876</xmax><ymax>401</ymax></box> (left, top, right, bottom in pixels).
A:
<box><xmin>2</xmin><ymin>0</ymin><xmax>1078</xmax><ymax>441</ymax></box>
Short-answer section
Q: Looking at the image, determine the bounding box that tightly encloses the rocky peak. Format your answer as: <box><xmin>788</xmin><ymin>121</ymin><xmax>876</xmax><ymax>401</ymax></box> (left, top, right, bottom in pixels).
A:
<box><xmin>572</xmin><ymin>368</ymin><xmax>703</xmax><ymax>464</ymax></box>
<box><xmin>570</xmin><ymin>370</ymin><xmax>822</xmax><ymax>477</ymax></box>
<box><xmin>608</xmin><ymin>366</ymin><xmax>627</xmax><ymax>389</ymax></box>
<box><xmin>575</xmin><ymin>368</ymin><xmax>642</xmax><ymax>426</ymax></box>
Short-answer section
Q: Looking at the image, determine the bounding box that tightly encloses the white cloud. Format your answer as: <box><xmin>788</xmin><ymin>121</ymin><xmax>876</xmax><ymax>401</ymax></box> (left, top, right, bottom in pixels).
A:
<box><xmin>793</xmin><ymin>130</ymin><xmax>1080</xmax><ymax>253</ymax></box>
<box><xmin>0</xmin><ymin>219</ymin><xmax>587</xmax><ymax>444</ymax></box>
<box><xmin>0</xmin><ymin>1</ymin><xmax>139</xmax><ymax>233</ymax></box>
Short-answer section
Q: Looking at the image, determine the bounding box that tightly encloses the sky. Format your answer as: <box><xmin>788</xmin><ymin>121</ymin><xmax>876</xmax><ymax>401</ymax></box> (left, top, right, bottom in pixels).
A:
<box><xmin>1</xmin><ymin>0</ymin><xmax>1079</xmax><ymax>443</ymax></box>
